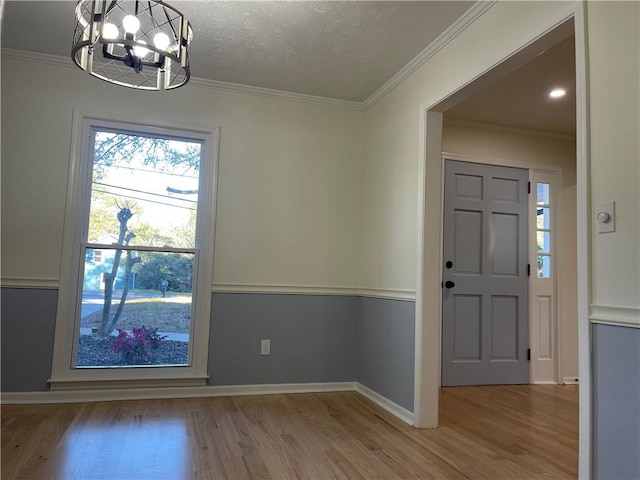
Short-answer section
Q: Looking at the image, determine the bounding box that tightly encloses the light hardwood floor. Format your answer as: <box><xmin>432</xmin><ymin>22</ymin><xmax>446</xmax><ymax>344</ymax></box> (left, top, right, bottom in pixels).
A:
<box><xmin>2</xmin><ymin>385</ymin><xmax>578</xmax><ymax>479</ymax></box>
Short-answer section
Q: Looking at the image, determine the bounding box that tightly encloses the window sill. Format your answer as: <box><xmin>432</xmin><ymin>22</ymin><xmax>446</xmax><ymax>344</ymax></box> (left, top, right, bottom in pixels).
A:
<box><xmin>48</xmin><ymin>375</ymin><xmax>208</xmax><ymax>391</ymax></box>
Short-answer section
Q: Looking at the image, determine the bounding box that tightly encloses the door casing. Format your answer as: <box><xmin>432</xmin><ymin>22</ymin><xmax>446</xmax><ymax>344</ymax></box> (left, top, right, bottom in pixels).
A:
<box><xmin>413</xmin><ymin>5</ymin><xmax>590</xmax><ymax>477</ymax></box>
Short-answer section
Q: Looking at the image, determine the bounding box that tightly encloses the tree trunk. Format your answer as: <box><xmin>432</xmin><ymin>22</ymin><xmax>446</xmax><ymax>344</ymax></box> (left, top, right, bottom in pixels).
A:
<box><xmin>98</xmin><ymin>207</ymin><xmax>133</xmax><ymax>337</ymax></box>
<box><xmin>106</xmin><ymin>246</ymin><xmax>141</xmax><ymax>335</ymax></box>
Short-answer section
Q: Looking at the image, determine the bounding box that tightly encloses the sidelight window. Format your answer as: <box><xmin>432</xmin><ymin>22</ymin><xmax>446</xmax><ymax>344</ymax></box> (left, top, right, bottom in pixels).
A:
<box><xmin>536</xmin><ymin>182</ymin><xmax>552</xmax><ymax>278</ymax></box>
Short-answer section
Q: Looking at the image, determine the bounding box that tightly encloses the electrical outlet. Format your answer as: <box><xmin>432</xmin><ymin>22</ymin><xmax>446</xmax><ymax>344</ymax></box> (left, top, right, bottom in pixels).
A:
<box><xmin>261</xmin><ymin>339</ymin><xmax>270</xmax><ymax>356</ymax></box>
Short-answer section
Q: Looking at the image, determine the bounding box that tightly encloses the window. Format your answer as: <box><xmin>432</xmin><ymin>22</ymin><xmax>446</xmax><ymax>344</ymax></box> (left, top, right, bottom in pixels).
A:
<box><xmin>536</xmin><ymin>182</ymin><xmax>552</xmax><ymax>278</ymax></box>
<box><xmin>51</xmin><ymin>113</ymin><xmax>218</xmax><ymax>388</ymax></box>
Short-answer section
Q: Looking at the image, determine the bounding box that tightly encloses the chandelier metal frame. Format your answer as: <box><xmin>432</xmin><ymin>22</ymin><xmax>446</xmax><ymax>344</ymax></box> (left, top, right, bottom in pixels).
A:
<box><xmin>71</xmin><ymin>0</ymin><xmax>193</xmax><ymax>91</ymax></box>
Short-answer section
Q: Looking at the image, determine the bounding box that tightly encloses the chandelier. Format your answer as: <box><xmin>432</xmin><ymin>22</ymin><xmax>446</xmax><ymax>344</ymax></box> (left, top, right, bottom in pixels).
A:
<box><xmin>72</xmin><ymin>0</ymin><xmax>193</xmax><ymax>90</ymax></box>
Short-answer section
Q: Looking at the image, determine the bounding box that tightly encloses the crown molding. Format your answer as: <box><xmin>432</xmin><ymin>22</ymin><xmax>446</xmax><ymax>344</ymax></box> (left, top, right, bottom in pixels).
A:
<box><xmin>361</xmin><ymin>1</ymin><xmax>497</xmax><ymax>110</ymax></box>
<box><xmin>1</xmin><ymin>48</ymin><xmax>365</xmax><ymax>111</ymax></box>
<box><xmin>1</xmin><ymin>49</ymin><xmax>78</xmax><ymax>68</ymax></box>
<box><xmin>443</xmin><ymin>117</ymin><xmax>576</xmax><ymax>142</ymax></box>
<box><xmin>189</xmin><ymin>77</ymin><xmax>365</xmax><ymax>111</ymax></box>
<box><xmin>2</xmin><ymin>1</ymin><xmax>495</xmax><ymax>114</ymax></box>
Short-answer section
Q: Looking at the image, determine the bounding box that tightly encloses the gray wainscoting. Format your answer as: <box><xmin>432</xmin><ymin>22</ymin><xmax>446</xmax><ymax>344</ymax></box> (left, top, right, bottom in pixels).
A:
<box><xmin>593</xmin><ymin>323</ymin><xmax>640</xmax><ymax>480</ymax></box>
<box><xmin>1</xmin><ymin>288</ymin><xmax>58</xmax><ymax>392</ymax></box>
<box><xmin>357</xmin><ymin>297</ymin><xmax>415</xmax><ymax>411</ymax></box>
<box><xmin>2</xmin><ymin>287</ymin><xmax>418</xmax><ymax>415</ymax></box>
<box><xmin>209</xmin><ymin>293</ymin><xmax>359</xmax><ymax>386</ymax></box>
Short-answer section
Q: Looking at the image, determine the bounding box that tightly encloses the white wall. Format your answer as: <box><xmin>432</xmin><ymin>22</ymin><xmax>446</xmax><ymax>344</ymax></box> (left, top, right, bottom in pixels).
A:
<box><xmin>1</xmin><ymin>0</ymin><xmax>636</xmax><ymax>341</ymax></box>
<box><xmin>587</xmin><ymin>1</ymin><xmax>640</xmax><ymax>311</ymax></box>
<box><xmin>360</xmin><ymin>0</ymin><xmax>639</xmax><ymax>314</ymax></box>
<box><xmin>442</xmin><ymin>121</ymin><xmax>578</xmax><ymax>378</ymax></box>
<box><xmin>1</xmin><ymin>57</ymin><xmax>364</xmax><ymax>291</ymax></box>
<box><xmin>361</xmin><ymin>1</ymin><xmax>576</xmax><ymax>294</ymax></box>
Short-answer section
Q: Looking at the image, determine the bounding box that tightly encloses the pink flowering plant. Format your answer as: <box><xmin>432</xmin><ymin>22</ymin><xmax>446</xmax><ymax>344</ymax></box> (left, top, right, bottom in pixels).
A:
<box><xmin>143</xmin><ymin>325</ymin><xmax>168</xmax><ymax>349</ymax></box>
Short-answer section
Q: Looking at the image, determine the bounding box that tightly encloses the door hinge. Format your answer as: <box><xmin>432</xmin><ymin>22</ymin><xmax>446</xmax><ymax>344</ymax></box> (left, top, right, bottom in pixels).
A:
<box><xmin>527</xmin><ymin>348</ymin><xmax>531</xmax><ymax>361</ymax></box>
<box><xmin>527</xmin><ymin>263</ymin><xmax>531</xmax><ymax>276</ymax></box>
<box><xmin>528</xmin><ymin>181</ymin><xmax>531</xmax><ymax>194</ymax></box>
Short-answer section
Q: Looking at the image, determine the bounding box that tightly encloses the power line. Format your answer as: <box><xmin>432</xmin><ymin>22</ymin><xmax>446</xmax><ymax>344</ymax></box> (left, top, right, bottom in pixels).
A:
<box><xmin>167</xmin><ymin>187</ymin><xmax>198</xmax><ymax>195</ymax></box>
<box><xmin>94</xmin><ymin>182</ymin><xmax>197</xmax><ymax>203</ymax></box>
<box><xmin>92</xmin><ymin>189</ymin><xmax>196</xmax><ymax>211</ymax></box>
<box><xmin>102</xmin><ymin>163</ymin><xmax>199</xmax><ymax>179</ymax></box>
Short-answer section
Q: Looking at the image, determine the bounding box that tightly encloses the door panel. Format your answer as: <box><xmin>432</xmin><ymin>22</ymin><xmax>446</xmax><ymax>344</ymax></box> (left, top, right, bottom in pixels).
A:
<box><xmin>442</xmin><ymin>160</ymin><xmax>529</xmax><ymax>386</ymax></box>
<box><xmin>491</xmin><ymin>295</ymin><xmax>519</xmax><ymax>360</ymax></box>
<box><xmin>492</xmin><ymin>213</ymin><xmax>519</xmax><ymax>275</ymax></box>
<box><xmin>453</xmin><ymin>295</ymin><xmax>482</xmax><ymax>360</ymax></box>
<box><xmin>455</xmin><ymin>173</ymin><xmax>483</xmax><ymax>199</ymax></box>
<box><xmin>492</xmin><ymin>177</ymin><xmax>520</xmax><ymax>202</ymax></box>
<box><xmin>454</xmin><ymin>210</ymin><xmax>483</xmax><ymax>274</ymax></box>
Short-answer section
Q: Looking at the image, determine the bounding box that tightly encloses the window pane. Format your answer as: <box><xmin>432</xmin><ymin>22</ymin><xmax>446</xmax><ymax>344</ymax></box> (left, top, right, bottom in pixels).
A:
<box><xmin>77</xmin><ymin>248</ymin><xmax>193</xmax><ymax>368</ymax></box>
<box><xmin>536</xmin><ymin>207</ymin><xmax>551</xmax><ymax>229</ymax></box>
<box><xmin>537</xmin><ymin>255</ymin><xmax>551</xmax><ymax>278</ymax></box>
<box><xmin>89</xmin><ymin>131</ymin><xmax>201</xmax><ymax>248</ymax></box>
<box><xmin>537</xmin><ymin>182</ymin><xmax>550</xmax><ymax>205</ymax></box>
<box><xmin>537</xmin><ymin>231</ymin><xmax>551</xmax><ymax>254</ymax></box>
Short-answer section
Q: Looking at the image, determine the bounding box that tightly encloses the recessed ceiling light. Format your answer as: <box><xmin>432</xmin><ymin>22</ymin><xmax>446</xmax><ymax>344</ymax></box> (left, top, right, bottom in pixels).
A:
<box><xmin>549</xmin><ymin>88</ymin><xmax>566</xmax><ymax>98</ymax></box>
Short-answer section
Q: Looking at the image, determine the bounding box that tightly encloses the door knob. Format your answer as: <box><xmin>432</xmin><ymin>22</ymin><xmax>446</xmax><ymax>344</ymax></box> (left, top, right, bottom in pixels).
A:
<box><xmin>445</xmin><ymin>280</ymin><xmax>455</xmax><ymax>288</ymax></box>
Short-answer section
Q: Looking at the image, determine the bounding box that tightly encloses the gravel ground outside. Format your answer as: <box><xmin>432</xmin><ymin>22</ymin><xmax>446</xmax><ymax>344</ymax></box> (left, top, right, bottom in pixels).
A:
<box><xmin>76</xmin><ymin>335</ymin><xmax>189</xmax><ymax>366</ymax></box>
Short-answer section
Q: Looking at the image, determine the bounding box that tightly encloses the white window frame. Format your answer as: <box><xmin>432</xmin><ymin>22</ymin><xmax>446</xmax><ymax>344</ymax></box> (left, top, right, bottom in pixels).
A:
<box><xmin>49</xmin><ymin>110</ymin><xmax>219</xmax><ymax>390</ymax></box>
<box><xmin>529</xmin><ymin>170</ymin><xmax>561</xmax><ymax>384</ymax></box>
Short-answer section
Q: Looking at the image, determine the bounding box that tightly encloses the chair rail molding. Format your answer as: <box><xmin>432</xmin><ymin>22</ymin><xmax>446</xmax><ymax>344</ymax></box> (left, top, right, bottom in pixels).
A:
<box><xmin>589</xmin><ymin>304</ymin><xmax>640</xmax><ymax>328</ymax></box>
<box><xmin>1</xmin><ymin>277</ymin><xmax>60</xmax><ymax>289</ymax></box>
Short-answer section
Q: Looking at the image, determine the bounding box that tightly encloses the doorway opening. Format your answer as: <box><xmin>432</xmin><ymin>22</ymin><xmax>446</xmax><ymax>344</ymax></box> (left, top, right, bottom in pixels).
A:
<box><xmin>414</xmin><ymin>9</ymin><xmax>590</xmax><ymax>478</ymax></box>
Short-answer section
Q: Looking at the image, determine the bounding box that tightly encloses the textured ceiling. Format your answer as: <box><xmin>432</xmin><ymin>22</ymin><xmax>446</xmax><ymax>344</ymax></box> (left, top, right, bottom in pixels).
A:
<box><xmin>2</xmin><ymin>1</ymin><xmax>577</xmax><ymax>134</ymax></box>
<box><xmin>1</xmin><ymin>1</ymin><xmax>475</xmax><ymax>102</ymax></box>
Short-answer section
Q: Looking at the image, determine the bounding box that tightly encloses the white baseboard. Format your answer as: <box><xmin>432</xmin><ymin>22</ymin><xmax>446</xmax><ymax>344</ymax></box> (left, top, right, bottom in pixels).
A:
<box><xmin>355</xmin><ymin>383</ymin><xmax>414</xmax><ymax>426</ymax></box>
<box><xmin>563</xmin><ymin>377</ymin><xmax>579</xmax><ymax>385</ymax></box>
<box><xmin>532</xmin><ymin>381</ymin><xmax>559</xmax><ymax>385</ymax></box>
<box><xmin>2</xmin><ymin>381</ymin><xmax>415</xmax><ymax>428</ymax></box>
<box><xmin>1</xmin><ymin>382</ymin><xmax>356</xmax><ymax>405</ymax></box>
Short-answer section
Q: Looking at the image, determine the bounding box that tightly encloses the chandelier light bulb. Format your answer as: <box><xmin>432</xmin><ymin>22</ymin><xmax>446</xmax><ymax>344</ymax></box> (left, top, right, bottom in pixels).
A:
<box><xmin>102</xmin><ymin>22</ymin><xmax>119</xmax><ymax>40</ymax></box>
<box><xmin>122</xmin><ymin>15</ymin><xmax>141</xmax><ymax>35</ymax></box>
<box><xmin>153</xmin><ymin>32</ymin><xmax>171</xmax><ymax>51</ymax></box>
<box><xmin>133</xmin><ymin>40</ymin><xmax>150</xmax><ymax>58</ymax></box>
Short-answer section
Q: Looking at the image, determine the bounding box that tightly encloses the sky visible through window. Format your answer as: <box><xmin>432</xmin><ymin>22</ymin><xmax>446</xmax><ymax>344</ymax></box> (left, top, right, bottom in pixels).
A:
<box><xmin>89</xmin><ymin>131</ymin><xmax>201</xmax><ymax>248</ymax></box>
